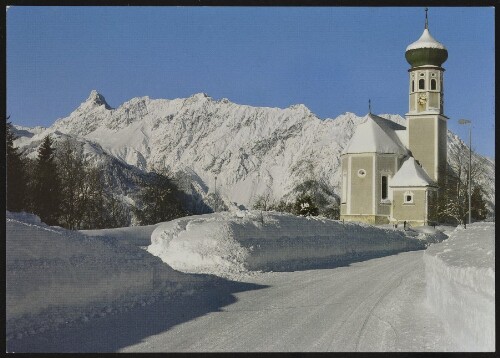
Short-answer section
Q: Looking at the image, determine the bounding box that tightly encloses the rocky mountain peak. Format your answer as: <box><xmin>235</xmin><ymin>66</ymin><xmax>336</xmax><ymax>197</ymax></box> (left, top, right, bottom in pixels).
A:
<box><xmin>188</xmin><ymin>92</ymin><xmax>211</xmax><ymax>101</ymax></box>
<box><xmin>84</xmin><ymin>90</ymin><xmax>112</xmax><ymax>110</ymax></box>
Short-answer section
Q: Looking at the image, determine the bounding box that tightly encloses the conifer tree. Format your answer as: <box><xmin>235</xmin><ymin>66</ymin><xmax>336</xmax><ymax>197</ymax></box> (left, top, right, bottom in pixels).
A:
<box><xmin>32</xmin><ymin>135</ymin><xmax>61</xmax><ymax>225</ymax></box>
<box><xmin>471</xmin><ymin>185</ymin><xmax>488</xmax><ymax>221</ymax></box>
<box><xmin>6</xmin><ymin>119</ymin><xmax>28</xmax><ymax>212</ymax></box>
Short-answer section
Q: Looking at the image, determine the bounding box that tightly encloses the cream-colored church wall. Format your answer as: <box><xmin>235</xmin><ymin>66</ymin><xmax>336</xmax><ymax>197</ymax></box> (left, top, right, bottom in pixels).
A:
<box><xmin>349</xmin><ymin>155</ymin><xmax>373</xmax><ymax>215</ymax></box>
<box><xmin>340</xmin><ymin>156</ymin><xmax>347</xmax><ymax>215</ymax></box>
<box><xmin>392</xmin><ymin>189</ymin><xmax>427</xmax><ymax>224</ymax></box>
<box><xmin>408</xmin><ymin>117</ymin><xmax>436</xmax><ymax>181</ymax></box>
<box><xmin>429</xmin><ymin>92</ymin><xmax>439</xmax><ymax>108</ymax></box>
<box><xmin>409</xmin><ymin>93</ymin><xmax>416</xmax><ymax>111</ymax></box>
<box><xmin>378</xmin><ymin>203</ymin><xmax>391</xmax><ymax>216</ymax></box>
<box><xmin>375</xmin><ymin>155</ymin><xmax>398</xmax><ymax>216</ymax></box>
<box><xmin>438</xmin><ymin>117</ymin><xmax>447</xmax><ymax>182</ymax></box>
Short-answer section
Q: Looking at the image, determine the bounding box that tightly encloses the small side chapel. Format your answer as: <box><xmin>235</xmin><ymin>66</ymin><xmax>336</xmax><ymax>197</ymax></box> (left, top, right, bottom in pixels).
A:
<box><xmin>340</xmin><ymin>11</ymin><xmax>448</xmax><ymax>226</ymax></box>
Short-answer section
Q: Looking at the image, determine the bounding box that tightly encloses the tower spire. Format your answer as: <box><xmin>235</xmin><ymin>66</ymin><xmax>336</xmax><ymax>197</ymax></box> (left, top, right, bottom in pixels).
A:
<box><xmin>425</xmin><ymin>8</ymin><xmax>429</xmax><ymax>29</ymax></box>
<box><xmin>368</xmin><ymin>99</ymin><xmax>371</xmax><ymax>114</ymax></box>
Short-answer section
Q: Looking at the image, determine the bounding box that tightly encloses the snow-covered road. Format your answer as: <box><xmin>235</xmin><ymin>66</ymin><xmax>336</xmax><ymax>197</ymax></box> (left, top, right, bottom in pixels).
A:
<box><xmin>9</xmin><ymin>250</ymin><xmax>455</xmax><ymax>352</ymax></box>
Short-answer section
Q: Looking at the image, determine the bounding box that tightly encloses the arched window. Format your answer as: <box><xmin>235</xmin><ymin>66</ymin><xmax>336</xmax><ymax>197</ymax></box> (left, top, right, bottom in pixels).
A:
<box><xmin>430</xmin><ymin>79</ymin><xmax>437</xmax><ymax>90</ymax></box>
<box><xmin>419</xmin><ymin>79</ymin><xmax>425</xmax><ymax>90</ymax></box>
<box><xmin>404</xmin><ymin>191</ymin><xmax>414</xmax><ymax>204</ymax></box>
<box><xmin>411</xmin><ymin>80</ymin><xmax>415</xmax><ymax>92</ymax></box>
<box><xmin>381</xmin><ymin>176</ymin><xmax>388</xmax><ymax>200</ymax></box>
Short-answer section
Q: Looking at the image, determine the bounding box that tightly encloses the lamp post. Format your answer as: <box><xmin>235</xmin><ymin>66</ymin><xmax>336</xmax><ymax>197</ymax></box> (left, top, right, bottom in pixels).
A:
<box><xmin>458</xmin><ymin>119</ymin><xmax>472</xmax><ymax>226</ymax></box>
<box><xmin>214</xmin><ymin>175</ymin><xmax>218</xmax><ymax>213</ymax></box>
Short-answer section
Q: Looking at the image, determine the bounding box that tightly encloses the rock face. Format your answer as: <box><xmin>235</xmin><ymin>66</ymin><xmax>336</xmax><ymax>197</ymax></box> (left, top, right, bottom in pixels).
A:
<box><xmin>14</xmin><ymin>91</ymin><xmax>495</xmax><ymax>216</ymax></box>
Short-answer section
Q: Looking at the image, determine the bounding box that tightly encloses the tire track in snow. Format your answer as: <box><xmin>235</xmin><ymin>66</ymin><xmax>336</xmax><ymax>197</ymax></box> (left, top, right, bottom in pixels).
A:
<box><xmin>323</xmin><ymin>252</ymin><xmax>419</xmax><ymax>351</ymax></box>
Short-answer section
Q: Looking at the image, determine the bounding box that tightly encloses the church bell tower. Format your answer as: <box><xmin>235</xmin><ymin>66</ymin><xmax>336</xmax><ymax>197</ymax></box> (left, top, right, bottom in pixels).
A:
<box><xmin>405</xmin><ymin>9</ymin><xmax>448</xmax><ymax>183</ymax></box>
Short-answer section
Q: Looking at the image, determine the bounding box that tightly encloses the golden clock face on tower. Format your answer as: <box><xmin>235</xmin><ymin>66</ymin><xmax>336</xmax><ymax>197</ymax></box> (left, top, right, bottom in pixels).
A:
<box><xmin>418</xmin><ymin>93</ymin><xmax>427</xmax><ymax>105</ymax></box>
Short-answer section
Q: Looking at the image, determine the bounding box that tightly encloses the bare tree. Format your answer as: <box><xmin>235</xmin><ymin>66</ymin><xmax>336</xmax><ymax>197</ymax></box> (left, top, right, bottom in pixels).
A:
<box><xmin>56</xmin><ymin>139</ymin><xmax>87</xmax><ymax>229</ymax></box>
<box><xmin>252</xmin><ymin>191</ymin><xmax>274</xmax><ymax>211</ymax></box>
<box><xmin>435</xmin><ymin>142</ymin><xmax>488</xmax><ymax>226</ymax></box>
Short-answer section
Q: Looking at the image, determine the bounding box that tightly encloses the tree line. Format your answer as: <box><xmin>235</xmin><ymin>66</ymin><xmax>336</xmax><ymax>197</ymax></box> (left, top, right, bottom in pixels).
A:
<box><xmin>431</xmin><ymin>143</ymin><xmax>489</xmax><ymax>226</ymax></box>
<box><xmin>252</xmin><ymin>181</ymin><xmax>339</xmax><ymax>219</ymax></box>
<box><xmin>6</xmin><ymin>120</ymin><xmax>187</xmax><ymax>229</ymax></box>
<box><xmin>7</xmin><ymin>118</ymin><xmax>490</xmax><ymax>229</ymax></box>
<box><xmin>253</xmin><ymin>150</ymin><xmax>490</xmax><ymax>226</ymax></box>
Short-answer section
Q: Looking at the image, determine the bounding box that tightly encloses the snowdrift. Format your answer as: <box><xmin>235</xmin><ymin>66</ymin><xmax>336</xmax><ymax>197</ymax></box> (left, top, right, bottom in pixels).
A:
<box><xmin>148</xmin><ymin>210</ymin><xmax>442</xmax><ymax>278</ymax></box>
<box><xmin>6</xmin><ymin>211</ymin><xmax>204</xmax><ymax>339</ymax></box>
<box><xmin>81</xmin><ymin>223</ymin><xmax>160</xmax><ymax>247</ymax></box>
<box><xmin>424</xmin><ymin>222</ymin><xmax>495</xmax><ymax>351</ymax></box>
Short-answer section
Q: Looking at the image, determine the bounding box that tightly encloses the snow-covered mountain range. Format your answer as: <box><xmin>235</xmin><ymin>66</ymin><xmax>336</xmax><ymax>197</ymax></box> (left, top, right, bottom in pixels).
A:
<box><xmin>13</xmin><ymin>90</ymin><xmax>495</xmax><ymax>217</ymax></box>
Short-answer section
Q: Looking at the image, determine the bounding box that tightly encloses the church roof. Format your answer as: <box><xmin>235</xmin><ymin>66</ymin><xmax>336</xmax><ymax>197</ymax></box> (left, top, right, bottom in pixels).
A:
<box><xmin>342</xmin><ymin>113</ymin><xmax>408</xmax><ymax>155</ymax></box>
<box><xmin>406</xmin><ymin>28</ymin><xmax>447</xmax><ymax>52</ymax></box>
<box><xmin>390</xmin><ymin>156</ymin><xmax>437</xmax><ymax>187</ymax></box>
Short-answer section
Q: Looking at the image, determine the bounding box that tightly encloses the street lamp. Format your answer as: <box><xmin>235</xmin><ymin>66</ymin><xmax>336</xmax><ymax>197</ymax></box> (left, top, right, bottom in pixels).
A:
<box><xmin>458</xmin><ymin>119</ymin><xmax>472</xmax><ymax>227</ymax></box>
<box><xmin>214</xmin><ymin>175</ymin><xmax>218</xmax><ymax>213</ymax></box>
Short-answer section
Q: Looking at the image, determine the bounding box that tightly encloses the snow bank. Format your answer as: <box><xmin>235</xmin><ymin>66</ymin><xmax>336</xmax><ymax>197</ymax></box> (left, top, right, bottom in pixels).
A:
<box><xmin>148</xmin><ymin>210</ymin><xmax>442</xmax><ymax>279</ymax></box>
<box><xmin>81</xmin><ymin>224</ymin><xmax>160</xmax><ymax>247</ymax></box>
<box><xmin>424</xmin><ymin>222</ymin><xmax>495</xmax><ymax>351</ymax></box>
<box><xmin>6</xmin><ymin>211</ymin><xmax>205</xmax><ymax>340</ymax></box>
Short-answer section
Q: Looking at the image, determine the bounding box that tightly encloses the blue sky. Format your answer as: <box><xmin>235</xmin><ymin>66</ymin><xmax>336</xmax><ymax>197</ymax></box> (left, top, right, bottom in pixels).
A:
<box><xmin>6</xmin><ymin>7</ymin><xmax>494</xmax><ymax>158</ymax></box>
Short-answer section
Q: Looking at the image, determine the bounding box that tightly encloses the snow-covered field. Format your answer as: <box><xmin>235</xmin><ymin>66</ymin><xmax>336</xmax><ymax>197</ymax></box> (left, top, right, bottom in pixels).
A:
<box><xmin>6</xmin><ymin>211</ymin><xmax>207</xmax><ymax>341</ymax></box>
<box><xmin>148</xmin><ymin>210</ymin><xmax>446</xmax><ymax>279</ymax></box>
<box><xmin>7</xmin><ymin>209</ymin><xmax>493</xmax><ymax>352</ymax></box>
<box><xmin>424</xmin><ymin>222</ymin><xmax>495</xmax><ymax>351</ymax></box>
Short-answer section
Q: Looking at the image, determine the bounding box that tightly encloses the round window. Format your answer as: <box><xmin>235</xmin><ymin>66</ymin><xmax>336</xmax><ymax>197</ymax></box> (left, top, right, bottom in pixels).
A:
<box><xmin>357</xmin><ymin>169</ymin><xmax>366</xmax><ymax>178</ymax></box>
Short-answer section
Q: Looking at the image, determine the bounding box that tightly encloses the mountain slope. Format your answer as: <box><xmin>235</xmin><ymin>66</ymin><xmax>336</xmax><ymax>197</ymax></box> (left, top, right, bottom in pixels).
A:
<box><xmin>14</xmin><ymin>91</ymin><xmax>495</xmax><ymax>216</ymax></box>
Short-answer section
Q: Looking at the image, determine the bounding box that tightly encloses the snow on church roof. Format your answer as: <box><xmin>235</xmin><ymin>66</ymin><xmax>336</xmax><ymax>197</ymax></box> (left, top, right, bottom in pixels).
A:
<box><xmin>342</xmin><ymin>113</ymin><xmax>408</xmax><ymax>155</ymax></box>
<box><xmin>390</xmin><ymin>156</ymin><xmax>437</xmax><ymax>188</ymax></box>
<box><xmin>406</xmin><ymin>28</ymin><xmax>447</xmax><ymax>51</ymax></box>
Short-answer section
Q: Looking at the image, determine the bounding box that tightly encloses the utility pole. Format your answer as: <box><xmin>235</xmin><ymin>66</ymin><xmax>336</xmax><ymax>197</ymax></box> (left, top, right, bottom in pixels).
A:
<box><xmin>214</xmin><ymin>175</ymin><xmax>217</xmax><ymax>212</ymax></box>
<box><xmin>207</xmin><ymin>149</ymin><xmax>221</xmax><ymax>213</ymax></box>
<box><xmin>468</xmin><ymin>125</ymin><xmax>472</xmax><ymax>226</ymax></box>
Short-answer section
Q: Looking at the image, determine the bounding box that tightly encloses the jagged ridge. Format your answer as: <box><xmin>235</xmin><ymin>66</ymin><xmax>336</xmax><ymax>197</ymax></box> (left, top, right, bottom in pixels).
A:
<box><xmin>15</xmin><ymin>91</ymin><xmax>495</xmax><ymax>217</ymax></box>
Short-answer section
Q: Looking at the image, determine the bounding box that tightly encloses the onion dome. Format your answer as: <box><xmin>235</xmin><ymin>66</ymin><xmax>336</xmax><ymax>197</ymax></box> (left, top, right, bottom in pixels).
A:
<box><xmin>405</xmin><ymin>10</ymin><xmax>448</xmax><ymax>67</ymax></box>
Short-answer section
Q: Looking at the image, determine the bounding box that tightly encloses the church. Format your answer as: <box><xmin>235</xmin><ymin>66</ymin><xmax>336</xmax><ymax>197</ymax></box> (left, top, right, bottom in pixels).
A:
<box><xmin>340</xmin><ymin>12</ymin><xmax>448</xmax><ymax>227</ymax></box>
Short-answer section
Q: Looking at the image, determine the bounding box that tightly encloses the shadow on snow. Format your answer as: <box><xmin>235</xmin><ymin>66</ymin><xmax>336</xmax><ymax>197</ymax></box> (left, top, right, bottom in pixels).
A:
<box><xmin>6</xmin><ymin>276</ymin><xmax>269</xmax><ymax>353</ymax></box>
<box><xmin>257</xmin><ymin>248</ymin><xmax>424</xmax><ymax>273</ymax></box>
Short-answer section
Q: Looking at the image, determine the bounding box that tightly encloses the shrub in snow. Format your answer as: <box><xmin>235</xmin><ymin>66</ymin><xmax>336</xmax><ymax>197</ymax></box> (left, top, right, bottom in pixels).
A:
<box><xmin>293</xmin><ymin>195</ymin><xmax>319</xmax><ymax>216</ymax></box>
